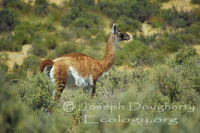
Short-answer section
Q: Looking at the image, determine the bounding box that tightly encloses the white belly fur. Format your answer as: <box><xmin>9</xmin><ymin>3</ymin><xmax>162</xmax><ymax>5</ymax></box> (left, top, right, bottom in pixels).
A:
<box><xmin>68</xmin><ymin>66</ymin><xmax>93</xmax><ymax>88</ymax></box>
<box><xmin>50</xmin><ymin>66</ymin><xmax>55</xmax><ymax>83</ymax></box>
<box><xmin>49</xmin><ymin>66</ymin><xmax>93</xmax><ymax>89</ymax></box>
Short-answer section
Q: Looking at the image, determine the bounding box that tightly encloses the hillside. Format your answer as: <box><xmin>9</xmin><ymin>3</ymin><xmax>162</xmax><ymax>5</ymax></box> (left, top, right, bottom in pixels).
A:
<box><xmin>1</xmin><ymin>0</ymin><xmax>200</xmax><ymax>133</ymax></box>
<box><xmin>1</xmin><ymin>0</ymin><xmax>200</xmax><ymax>71</ymax></box>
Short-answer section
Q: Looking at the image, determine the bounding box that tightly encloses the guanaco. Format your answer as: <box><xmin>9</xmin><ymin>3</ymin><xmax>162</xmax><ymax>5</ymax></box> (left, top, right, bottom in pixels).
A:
<box><xmin>40</xmin><ymin>23</ymin><xmax>130</xmax><ymax>102</ymax></box>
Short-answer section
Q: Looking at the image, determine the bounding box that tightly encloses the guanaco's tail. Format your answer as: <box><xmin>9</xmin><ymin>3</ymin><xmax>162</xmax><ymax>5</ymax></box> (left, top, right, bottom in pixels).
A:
<box><xmin>40</xmin><ymin>59</ymin><xmax>54</xmax><ymax>73</ymax></box>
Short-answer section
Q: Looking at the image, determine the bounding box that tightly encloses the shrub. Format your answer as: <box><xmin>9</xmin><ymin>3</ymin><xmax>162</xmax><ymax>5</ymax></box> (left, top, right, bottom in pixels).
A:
<box><xmin>153</xmin><ymin>32</ymin><xmax>192</xmax><ymax>53</ymax></box>
<box><xmin>116</xmin><ymin>40</ymin><xmax>155</xmax><ymax>65</ymax></box>
<box><xmin>157</xmin><ymin>0</ymin><xmax>170</xmax><ymax>2</ymax></box>
<box><xmin>0</xmin><ymin>34</ymin><xmax>22</xmax><ymax>52</ymax></box>
<box><xmin>0</xmin><ymin>78</ymin><xmax>25</xmax><ymax>133</ymax></box>
<box><xmin>2</xmin><ymin>0</ymin><xmax>31</xmax><ymax>12</ymax></box>
<box><xmin>61</xmin><ymin>7</ymin><xmax>102</xmax><ymax>30</ymax></box>
<box><xmin>32</xmin><ymin>39</ymin><xmax>48</xmax><ymax>57</ymax></box>
<box><xmin>191</xmin><ymin>0</ymin><xmax>200</xmax><ymax>4</ymax></box>
<box><xmin>73</xmin><ymin>17</ymin><xmax>91</xmax><ymax>29</ymax></box>
<box><xmin>55</xmin><ymin>43</ymin><xmax>77</xmax><ymax>57</ymax></box>
<box><xmin>133</xmin><ymin>33</ymin><xmax>158</xmax><ymax>45</ymax></box>
<box><xmin>175</xmin><ymin>46</ymin><xmax>197</xmax><ymax>65</ymax></box>
<box><xmin>161</xmin><ymin>8</ymin><xmax>197</xmax><ymax>28</ymax></box>
<box><xmin>0</xmin><ymin>9</ymin><xmax>19</xmax><ymax>33</ymax></box>
<box><xmin>180</xmin><ymin>56</ymin><xmax>200</xmax><ymax>93</ymax></box>
<box><xmin>44</xmin><ymin>34</ymin><xmax>58</xmax><ymax>49</ymax></box>
<box><xmin>150</xmin><ymin>15</ymin><xmax>163</xmax><ymax>28</ymax></box>
<box><xmin>22</xmin><ymin>55</ymin><xmax>41</xmax><ymax>74</ymax></box>
<box><xmin>12</xmin><ymin>29</ymin><xmax>30</xmax><ymax>45</ymax></box>
<box><xmin>34</xmin><ymin>4</ymin><xmax>50</xmax><ymax>16</ymax></box>
<box><xmin>127</xmin><ymin>0</ymin><xmax>160</xmax><ymax>22</ymax></box>
<box><xmin>117</xmin><ymin>15</ymin><xmax>141</xmax><ymax>32</ymax></box>
<box><xmin>0</xmin><ymin>63</ymin><xmax>8</xmax><ymax>73</ymax></box>
<box><xmin>189</xmin><ymin>22</ymin><xmax>200</xmax><ymax>39</ymax></box>
<box><xmin>0</xmin><ymin>53</ymin><xmax>8</xmax><ymax>72</ymax></box>
<box><xmin>17</xmin><ymin>73</ymin><xmax>54</xmax><ymax>111</ymax></box>
<box><xmin>6</xmin><ymin>70</ymin><xmax>27</xmax><ymax>83</ymax></box>
<box><xmin>152</xmin><ymin>48</ymin><xmax>200</xmax><ymax>104</ymax></box>
<box><xmin>70</xmin><ymin>0</ymin><xmax>95</xmax><ymax>8</ymax></box>
<box><xmin>34</xmin><ymin>0</ymin><xmax>50</xmax><ymax>16</ymax></box>
<box><xmin>153</xmin><ymin>65</ymin><xmax>181</xmax><ymax>103</ymax></box>
<box><xmin>100</xmin><ymin>0</ymin><xmax>160</xmax><ymax>22</ymax></box>
<box><xmin>103</xmin><ymin>7</ymin><xmax>120</xmax><ymax>22</ymax></box>
<box><xmin>35</xmin><ymin>0</ymin><xmax>48</xmax><ymax>5</ymax></box>
<box><xmin>60</xmin><ymin>7</ymin><xmax>82</xmax><ymax>27</ymax></box>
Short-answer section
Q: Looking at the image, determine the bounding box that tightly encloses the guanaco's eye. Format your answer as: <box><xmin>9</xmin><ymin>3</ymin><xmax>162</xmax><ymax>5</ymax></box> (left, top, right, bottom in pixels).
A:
<box><xmin>120</xmin><ymin>34</ymin><xmax>124</xmax><ymax>38</ymax></box>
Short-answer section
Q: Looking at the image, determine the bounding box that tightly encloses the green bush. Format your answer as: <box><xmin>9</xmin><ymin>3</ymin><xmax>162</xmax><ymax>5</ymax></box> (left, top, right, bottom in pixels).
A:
<box><xmin>126</xmin><ymin>0</ymin><xmax>160</xmax><ymax>22</ymax></box>
<box><xmin>133</xmin><ymin>33</ymin><xmax>157</xmax><ymax>45</ymax></box>
<box><xmin>44</xmin><ymin>34</ymin><xmax>58</xmax><ymax>49</ymax></box>
<box><xmin>35</xmin><ymin>0</ymin><xmax>48</xmax><ymax>5</ymax></box>
<box><xmin>153</xmin><ymin>65</ymin><xmax>181</xmax><ymax>103</ymax></box>
<box><xmin>117</xmin><ymin>15</ymin><xmax>141</xmax><ymax>32</ymax></box>
<box><xmin>55</xmin><ymin>43</ymin><xmax>77</xmax><ymax>57</ymax></box>
<box><xmin>152</xmin><ymin>48</ymin><xmax>200</xmax><ymax>104</ymax></box>
<box><xmin>12</xmin><ymin>29</ymin><xmax>30</xmax><ymax>45</ymax></box>
<box><xmin>0</xmin><ymin>9</ymin><xmax>19</xmax><ymax>33</ymax></box>
<box><xmin>0</xmin><ymin>63</ymin><xmax>8</xmax><ymax>73</ymax></box>
<box><xmin>14</xmin><ymin>21</ymin><xmax>55</xmax><ymax>41</ymax></box>
<box><xmin>191</xmin><ymin>0</ymin><xmax>200</xmax><ymax>4</ymax></box>
<box><xmin>17</xmin><ymin>73</ymin><xmax>54</xmax><ymax>111</ymax></box>
<box><xmin>189</xmin><ymin>22</ymin><xmax>200</xmax><ymax>39</ymax></box>
<box><xmin>22</xmin><ymin>55</ymin><xmax>41</xmax><ymax>74</ymax></box>
<box><xmin>0</xmin><ymin>79</ymin><xmax>26</xmax><ymax>133</ymax></box>
<box><xmin>6</xmin><ymin>69</ymin><xmax>27</xmax><ymax>83</ymax></box>
<box><xmin>34</xmin><ymin>4</ymin><xmax>50</xmax><ymax>16</ymax></box>
<box><xmin>2</xmin><ymin>0</ymin><xmax>31</xmax><ymax>12</ymax></box>
<box><xmin>157</xmin><ymin>0</ymin><xmax>170</xmax><ymax>2</ymax></box>
<box><xmin>0</xmin><ymin>53</ymin><xmax>8</xmax><ymax>72</ymax></box>
<box><xmin>175</xmin><ymin>46</ymin><xmax>197</xmax><ymax>65</ymax></box>
<box><xmin>161</xmin><ymin>8</ymin><xmax>197</xmax><ymax>28</ymax></box>
<box><xmin>100</xmin><ymin>0</ymin><xmax>160</xmax><ymax>22</ymax></box>
<box><xmin>0</xmin><ymin>34</ymin><xmax>22</xmax><ymax>52</ymax></box>
<box><xmin>61</xmin><ymin>7</ymin><xmax>102</xmax><ymax>30</ymax></box>
<box><xmin>32</xmin><ymin>39</ymin><xmax>48</xmax><ymax>57</ymax></box>
<box><xmin>103</xmin><ymin>7</ymin><xmax>120</xmax><ymax>22</ymax></box>
<box><xmin>70</xmin><ymin>0</ymin><xmax>95</xmax><ymax>8</ymax></box>
<box><xmin>154</xmin><ymin>32</ymin><xmax>187</xmax><ymax>53</ymax></box>
<box><xmin>116</xmin><ymin>40</ymin><xmax>155</xmax><ymax>65</ymax></box>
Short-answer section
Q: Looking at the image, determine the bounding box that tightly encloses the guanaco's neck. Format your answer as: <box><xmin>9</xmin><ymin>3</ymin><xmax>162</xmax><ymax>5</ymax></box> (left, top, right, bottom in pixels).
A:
<box><xmin>99</xmin><ymin>34</ymin><xmax>117</xmax><ymax>72</ymax></box>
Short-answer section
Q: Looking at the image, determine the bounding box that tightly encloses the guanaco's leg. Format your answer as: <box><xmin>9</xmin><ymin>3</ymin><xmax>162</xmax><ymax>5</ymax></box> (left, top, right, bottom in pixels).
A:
<box><xmin>54</xmin><ymin>84</ymin><xmax>65</xmax><ymax>101</ymax></box>
<box><xmin>52</xmin><ymin>64</ymin><xmax>68</xmax><ymax>102</ymax></box>
<box><xmin>92</xmin><ymin>82</ymin><xmax>96</xmax><ymax>97</ymax></box>
<box><xmin>83</xmin><ymin>85</ymin><xmax>93</xmax><ymax>97</ymax></box>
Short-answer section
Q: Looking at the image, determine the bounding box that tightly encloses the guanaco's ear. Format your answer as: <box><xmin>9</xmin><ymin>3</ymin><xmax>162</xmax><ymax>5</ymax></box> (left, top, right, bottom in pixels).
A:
<box><xmin>112</xmin><ymin>23</ymin><xmax>117</xmax><ymax>35</ymax></box>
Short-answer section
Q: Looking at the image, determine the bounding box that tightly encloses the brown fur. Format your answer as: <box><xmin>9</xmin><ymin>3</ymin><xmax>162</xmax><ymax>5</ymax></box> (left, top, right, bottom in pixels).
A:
<box><xmin>40</xmin><ymin>59</ymin><xmax>54</xmax><ymax>72</ymax></box>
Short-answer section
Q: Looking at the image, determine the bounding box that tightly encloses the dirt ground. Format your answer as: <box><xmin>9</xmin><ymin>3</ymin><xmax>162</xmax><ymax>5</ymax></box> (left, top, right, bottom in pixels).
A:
<box><xmin>23</xmin><ymin>0</ymin><xmax>66</xmax><ymax>6</ymax></box>
<box><xmin>2</xmin><ymin>45</ymin><xmax>32</xmax><ymax>71</ymax></box>
<box><xmin>161</xmin><ymin>0</ymin><xmax>198</xmax><ymax>11</ymax></box>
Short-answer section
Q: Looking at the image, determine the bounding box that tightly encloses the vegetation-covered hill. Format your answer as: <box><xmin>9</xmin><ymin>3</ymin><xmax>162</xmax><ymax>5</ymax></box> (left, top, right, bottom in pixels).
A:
<box><xmin>0</xmin><ymin>0</ymin><xmax>200</xmax><ymax>132</ymax></box>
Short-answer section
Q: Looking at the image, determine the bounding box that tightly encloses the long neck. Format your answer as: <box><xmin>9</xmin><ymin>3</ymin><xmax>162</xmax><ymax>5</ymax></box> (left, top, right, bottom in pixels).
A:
<box><xmin>99</xmin><ymin>34</ymin><xmax>117</xmax><ymax>72</ymax></box>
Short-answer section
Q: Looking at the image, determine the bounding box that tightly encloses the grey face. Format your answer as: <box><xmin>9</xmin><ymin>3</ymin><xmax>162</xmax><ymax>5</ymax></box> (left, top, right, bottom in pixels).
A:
<box><xmin>117</xmin><ymin>30</ymin><xmax>130</xmax><ymax>41</ymax></box>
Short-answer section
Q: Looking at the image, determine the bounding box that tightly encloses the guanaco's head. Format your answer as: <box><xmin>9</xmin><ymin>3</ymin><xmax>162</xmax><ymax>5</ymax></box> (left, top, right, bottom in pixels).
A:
<box><xmin>112</xmin><ymin>23</ymin><xmax>130</xmax><ymax>41</ymax></box>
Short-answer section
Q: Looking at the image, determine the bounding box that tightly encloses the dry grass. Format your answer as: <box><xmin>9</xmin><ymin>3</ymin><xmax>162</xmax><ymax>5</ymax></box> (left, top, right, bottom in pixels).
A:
<box><xmin>162</xmin><ymin>0</ymin><xmax>199</xmax><ymax>11</ymax></box>
<box><xmin>193</xmin><ymin>45</ymin><xmax>200</xmax><ymax>55</ymax></box>
<box><xmin>23</xmin><ymin>0</ymin><xmax>66</xmax><ymax>5</ymax></box>
<box><xmin>1</xmin><ymin>45</ymin><xmax>32</xmax><ymax>70</ymax></box>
